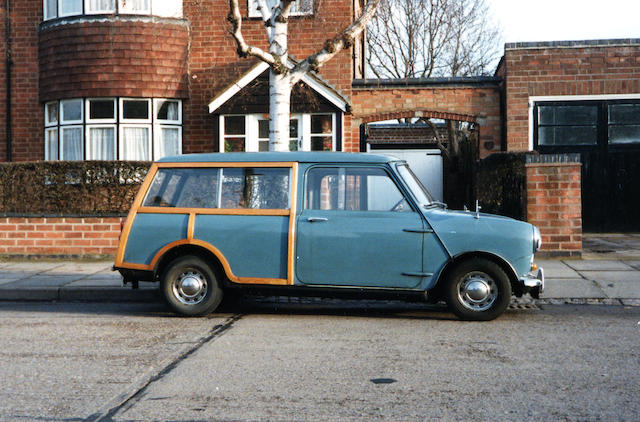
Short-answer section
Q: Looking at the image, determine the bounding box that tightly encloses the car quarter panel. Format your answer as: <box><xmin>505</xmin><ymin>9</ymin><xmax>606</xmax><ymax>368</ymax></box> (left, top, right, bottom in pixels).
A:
<box><xmin>123</xmin><ymin>213</ymin><xmax>189</xmax><ymax>265</ymax></box>
<box><xmin>194</xmin><ymin>214</ymin><xmax>289</xmax><ymax>279</ymax></box>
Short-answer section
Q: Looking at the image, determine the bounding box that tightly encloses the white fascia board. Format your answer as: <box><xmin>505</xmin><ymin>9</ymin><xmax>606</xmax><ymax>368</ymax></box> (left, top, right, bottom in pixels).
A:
<box><xmin>208</xmin><ymin>62</ymin><xmax>270</xmax><ymax>113</ymax></box>
<box><xmin>208</xmin><ymin>60</ymin><xmax>348</xmax><ymax>113</ymax></box>
<box><xmin>300</xmin><ymin>73</ymin><xmax>348</xmax><ymax>112</ymax></box>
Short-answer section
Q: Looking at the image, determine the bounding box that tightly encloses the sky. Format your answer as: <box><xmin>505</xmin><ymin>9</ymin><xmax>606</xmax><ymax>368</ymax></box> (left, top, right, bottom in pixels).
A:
<box><xmin>488</xmin><ymin>0</ymin><xmax>640</xmax><ymax>44</ymax></box>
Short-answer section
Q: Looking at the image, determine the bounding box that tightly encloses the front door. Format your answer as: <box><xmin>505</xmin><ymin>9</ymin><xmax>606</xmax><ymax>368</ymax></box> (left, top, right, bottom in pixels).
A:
<box><xmin>296</xmin><ymin>166</ymin><xmax>425</xmax><ymax>288</ymax></box>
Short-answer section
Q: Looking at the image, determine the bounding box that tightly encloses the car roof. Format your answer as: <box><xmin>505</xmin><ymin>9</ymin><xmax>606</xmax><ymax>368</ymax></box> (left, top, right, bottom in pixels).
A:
<box><xmin>157</xmin><ymin>151</ymin><xmax>402</xmax><ymax>164</ymax></box>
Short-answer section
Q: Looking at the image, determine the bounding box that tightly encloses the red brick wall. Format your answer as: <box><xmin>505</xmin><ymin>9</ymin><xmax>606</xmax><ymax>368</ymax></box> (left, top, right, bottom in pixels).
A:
<box><xmin>2</xmin><ymin>0</ymin><xmax>42</xmax><ymax>161</ymax></box>
<box><xmin>526</xmin><ymin>162</ymin><xmax>582</xmax><ymax>257</ymax></box>
<box><xmin>39</xmin><ymin>18</ymin><xmax>190</xmax><ymax>102</ymax></box>
<box><xmin>504</xmin><ymin>41</ymin><xmax>640</xmax><ymax>151</ymax></box>
<box><xmin>0</xmin><ymin>217</ymin><xmax>124</xmax><ymax>257</ymax></box>
<box><xmin>351</xmin><ymin>85</ymin><xmax>502</xmax><ymax>156</ymax></box>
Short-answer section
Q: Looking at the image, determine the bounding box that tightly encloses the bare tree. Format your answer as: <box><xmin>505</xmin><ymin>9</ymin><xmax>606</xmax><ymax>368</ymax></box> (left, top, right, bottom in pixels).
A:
<box><xmin>366</xmin><ymin>0</ymin><xmax>501</xmax><ymax>78</ymax></box>
<box><xmin>228</xmin><ymin>0</ymin><xmax>380</xmax><ymax>151</ymax></box>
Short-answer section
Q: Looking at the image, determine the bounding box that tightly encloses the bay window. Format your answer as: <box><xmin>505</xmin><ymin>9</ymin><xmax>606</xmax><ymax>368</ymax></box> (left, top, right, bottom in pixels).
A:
<box><xmin>43</xmin><ymin>0</ymin><xmax>181</xmax><ymax>20</ymax></box>
<box><xmin>44</xmin><ymin>97</ymin><xmax>182</xmax><ymax>161</ymax></box>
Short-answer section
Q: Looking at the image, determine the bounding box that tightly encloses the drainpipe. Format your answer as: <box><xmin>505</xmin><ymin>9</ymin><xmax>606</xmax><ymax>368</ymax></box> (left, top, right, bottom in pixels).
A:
<box><xmin>4</xmin><ymin>0</ymin><xmax>11</xmax><ymax>161</ymax></box>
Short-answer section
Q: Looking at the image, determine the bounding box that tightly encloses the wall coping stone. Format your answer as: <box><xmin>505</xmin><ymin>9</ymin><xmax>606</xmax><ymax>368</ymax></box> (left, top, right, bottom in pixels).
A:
<box><xmin>505</xmin><ymin>38</ymin><xmax>640</xmax><ymax>50</ymax></box>
<box><xmin>526</xmin><ymin>153</ymin><xmax>581</xmax><ymax>164</ymax></box>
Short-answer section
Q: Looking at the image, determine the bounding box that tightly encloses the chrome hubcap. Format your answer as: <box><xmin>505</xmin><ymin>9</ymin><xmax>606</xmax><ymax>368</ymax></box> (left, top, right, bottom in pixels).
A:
<box><xmin>173</xmin><ymin>270</ymin><xmax>208</xmax><ymax>305</ymax></box>
<box><xmin>457</xmin><ymin>271</ymin><xmax>497</xmax><ymax>312</ymax></box>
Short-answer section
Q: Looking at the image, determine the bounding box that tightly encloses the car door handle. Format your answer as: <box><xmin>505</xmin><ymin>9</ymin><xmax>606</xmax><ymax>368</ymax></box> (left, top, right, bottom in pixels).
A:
<box><xmin>307</xmin><ymin>217</ymin><xmax>328</xmax><ymax>223</ymax></box>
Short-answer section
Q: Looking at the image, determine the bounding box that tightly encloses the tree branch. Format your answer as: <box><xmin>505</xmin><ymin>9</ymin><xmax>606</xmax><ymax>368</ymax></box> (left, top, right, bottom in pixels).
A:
<box><xmin>228</xmin><ymin>0</ymin><xmax>276</xmax><ymax>64</ymax></box>
<box><xmin>291</xmin><ymin>0</ymin><xmax>380</xmax><ymax>83</ymax></box>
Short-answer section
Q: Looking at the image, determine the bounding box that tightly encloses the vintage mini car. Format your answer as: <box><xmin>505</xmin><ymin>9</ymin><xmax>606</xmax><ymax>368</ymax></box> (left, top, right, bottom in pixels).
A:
<box><xmin>114</xmin><ymin>152</ymin><xmax>544</xmax><ymax>320</ymax></box>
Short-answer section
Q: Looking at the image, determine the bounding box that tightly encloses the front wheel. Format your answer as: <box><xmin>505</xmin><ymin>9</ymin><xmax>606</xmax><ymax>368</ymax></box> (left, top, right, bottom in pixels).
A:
<box><xmin>160</xmin><ymin>255</ymin><xmax>223</xmax><ymax>316</ymax></box>
<box><xmin>444</xmin><ymin>258</ymin><xmax>511</xmax><ymax>321</ymax></box>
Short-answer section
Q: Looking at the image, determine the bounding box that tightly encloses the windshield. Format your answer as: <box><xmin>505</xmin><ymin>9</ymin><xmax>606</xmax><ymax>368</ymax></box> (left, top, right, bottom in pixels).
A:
<box><xmin>396</xmin><ymin>163</ymin><xmax>433</xmax><ymax>206</ymax></box>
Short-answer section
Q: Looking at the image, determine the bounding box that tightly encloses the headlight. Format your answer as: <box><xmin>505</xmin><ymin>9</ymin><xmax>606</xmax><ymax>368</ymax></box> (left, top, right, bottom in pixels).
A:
<box><xmin>533</xmin><ymin>226</ymin><xmax>542</xmax><ymax>252</ymax></box>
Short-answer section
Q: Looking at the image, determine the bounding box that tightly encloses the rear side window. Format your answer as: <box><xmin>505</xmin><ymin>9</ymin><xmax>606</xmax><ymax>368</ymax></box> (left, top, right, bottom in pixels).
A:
<box><xmin>143</xmin><ymin>167</ymin><xmax>290</xmax><ymax>210</ymax></box>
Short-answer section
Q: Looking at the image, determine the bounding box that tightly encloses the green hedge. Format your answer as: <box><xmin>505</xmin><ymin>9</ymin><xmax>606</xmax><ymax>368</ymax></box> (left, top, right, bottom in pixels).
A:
<box><xmin>0</xmin><ymin>161</ymin><xmax>151</xmax><ymax>216</ymax></box>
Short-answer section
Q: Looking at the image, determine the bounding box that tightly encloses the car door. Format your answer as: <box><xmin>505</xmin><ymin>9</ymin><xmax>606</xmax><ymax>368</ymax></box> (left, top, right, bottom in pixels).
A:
<box><xmin>296</xmin><ymin>165</ymin><xmax>425</xmax><ymax>288</ymax></box>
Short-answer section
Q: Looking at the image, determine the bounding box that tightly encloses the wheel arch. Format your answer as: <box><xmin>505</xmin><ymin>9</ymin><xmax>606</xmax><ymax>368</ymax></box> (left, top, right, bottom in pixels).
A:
<box><xmin>153</xmin><ymin>242</ymin><xmax>227</xmax><ymax>284</ymax></box>
<box><xmin>433</xmin><ymin>251</ymin><xmax>520</xmax><ymax>296</ymax></box>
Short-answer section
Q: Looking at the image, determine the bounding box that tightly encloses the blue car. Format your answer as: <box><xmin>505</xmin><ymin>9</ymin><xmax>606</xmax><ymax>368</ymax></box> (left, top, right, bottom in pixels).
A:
<box><xmin>114</xmin><ymin>152</ymin><xmax>543</xmax><ymax>320</ymax></box>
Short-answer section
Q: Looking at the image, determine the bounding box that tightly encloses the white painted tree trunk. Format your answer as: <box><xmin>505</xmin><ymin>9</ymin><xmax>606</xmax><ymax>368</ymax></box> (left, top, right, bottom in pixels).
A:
<box><xmin>268</xmin><ymin>15</ymin><xmax>291</xmax><ymax>151</ymax></box>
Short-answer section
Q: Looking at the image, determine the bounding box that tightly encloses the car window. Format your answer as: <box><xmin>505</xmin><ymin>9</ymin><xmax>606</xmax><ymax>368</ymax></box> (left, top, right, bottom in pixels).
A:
<box><xmin>305</xmin><ymin>166</ymin><xmax>410</xmax><ymax>212</ymax></box>
<box><xmin>143</xmin><ymin>167</ymin><xmax>290</xmax><ymax>209</ymax></box>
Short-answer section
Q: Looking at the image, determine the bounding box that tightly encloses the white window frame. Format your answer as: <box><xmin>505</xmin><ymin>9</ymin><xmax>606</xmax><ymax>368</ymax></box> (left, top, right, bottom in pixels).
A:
<box><xmin>151</xmin><ymin>0</ymin><xmax>182</xmax><ymax>18</ymax></box>
<box><xmin>220</xmin><ymin>112</ymin><xmax>336</xmax><ymax>152</ymax></box>
<box><xmin>45</xmin><ymin>127</ymin><xmax>59</xmax><ymax>161</ymax></box>
<box><xmin>86</xmin><ymin>124</ymin><xmax>117</xmax><ymax>160</ymax></box>
<box><xmin>45</xmin><ymin>102</ymin><xmax>58</xmax><ymax>127</ymax></box>
<box><xmin>60</xmin><ymin>99</ymin><xmax>84</xmax><ymax>125</ymax></box>
<box><xmin>120</xmin><ymin>98</ymin><xmax>152</xmax><ymax>124</ymax></box>
<box><xmin>153</xmin><ymin>125</ymin><xmax>183</xmax><ymax>160</ymax></box>
<box><xmin>247</xmin><ymin>0</ymin><xmax>313</xmax><ymax>17</ymax></box>
<box><xmin>119</xmin><ymin>124</ymin><xmax>152</xmax><ymax>161</ymax></box>
<box><xmin>44</xmin><ymin>0</ymin><xmax>58</xmax><ymax>20</ymax></box>
<box><xmin>86</xmin><ymin>98</ymin><xmax>117</xmax><ymax>124</ymax></box>
<box><xmin>118</xmin><ymin>0</ymin><xmax>151</xmax><ymax>15</ymax></box>
<box><xmin>58</xmin><ymin>0</ymin><xmax>83</xmax><ymax>18</ymax></box>
<box><xmin>308</xmin><ymin>113</ymin><xmax>336</xmax><ymax>151</ymax></box>
<box><xmin>84</xmin><ymin>0</ymin><xmax>116</xmax><ymax>14</ymax></box>
<box><xmin>154</xmin><ymin>99</ymin><xmax>182</xmax><ymax>124</ymax></box>
<box><xmin>220</xmin><ymin>114</ymin><xmax>247</xmax><ymax>152</ymax></box>
<box><xmin>60</xmin><ymin>125</ymin><xmax>84</xmax><ymax>160</ymax></box>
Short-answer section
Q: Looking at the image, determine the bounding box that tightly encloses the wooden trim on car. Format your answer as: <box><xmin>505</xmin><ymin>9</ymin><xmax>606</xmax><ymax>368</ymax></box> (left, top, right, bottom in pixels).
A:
<box><xmin>287</xmin><ymin>162</ymin><xmax>299</xmax><ymax>285</ymax></box>
<box><xmin>114</xmin><ymin>163</ymin><xmax>159</xmax><ymax>268</ymax></box>
<box><xmin>117</xmin><ymin>238</ymin><xmax>288</xmax><ymax>285</ymax></box>
<box><xmin>137</xmin><ymin>207</ymin><xmax>290</xmax><ymax>216</ymax></box>
<box><xmin>115</xmin><ymin>161</ymin><xmax>299</xmax><ymax>286</ymax></box>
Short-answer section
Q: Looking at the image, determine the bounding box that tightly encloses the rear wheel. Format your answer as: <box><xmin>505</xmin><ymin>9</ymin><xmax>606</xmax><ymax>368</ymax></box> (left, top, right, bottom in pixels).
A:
<box><xmin>160</xmin><ymin>255</ymin><xmax>223</xmax><ymax>316</ymax></box>
<box><xmin>444</xmin><ymin>258</ymin><xmax>511</xmax><ymax>321</ymax></box>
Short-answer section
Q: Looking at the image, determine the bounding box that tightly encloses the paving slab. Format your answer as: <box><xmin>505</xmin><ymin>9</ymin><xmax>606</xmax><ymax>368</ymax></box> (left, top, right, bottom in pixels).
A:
<box><xmin>540</xmin><ymin>278</ymin><xmax>607</xmax><ymax>299</ymax></box>
<box><xmin>0</xmin><ymin>275</ymin><xmax>82</xmax><ymax>288</ymax></box>
<box><xmin>623</xmin><ymin>260</ymin><xmax>640</xmax><ymax>270</ymax></box>
<box><xmin>537</xmin><ymin>260</ymin><xmax>582</xmax><ymax>278</ymax></box>
<box><xmin>64</xmin><ymin>278</ymin><xmax>154</xmax><ymax>288</ymax></box>
<box><xmin>47</xmin><ymin>262</ymin><xmax>112</xmax><ymax>274</ymax></box>
<box><xmin>565</xmin><ymin>260</ymin><xmax>635</xmax><ymax>271</ymax></box>
<box><xmin>579</xmin><ymin>271</ymin><xmax>640</xmax><ymax>299</ymax></box>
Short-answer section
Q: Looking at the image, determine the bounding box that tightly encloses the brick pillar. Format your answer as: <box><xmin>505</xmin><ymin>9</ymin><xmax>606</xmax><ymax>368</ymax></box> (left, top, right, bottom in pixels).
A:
<box><xmin>525</xmin><ymin>154</ymin><xmax>582</xmax><ymax>257</ymax></box>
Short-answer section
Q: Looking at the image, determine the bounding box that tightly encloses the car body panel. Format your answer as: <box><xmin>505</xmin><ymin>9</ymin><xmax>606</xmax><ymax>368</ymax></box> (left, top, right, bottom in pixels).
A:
<box><xmin>195</xmin><ymin>214</ymin><xmax>289</xmax><ymax>279</ymax></box>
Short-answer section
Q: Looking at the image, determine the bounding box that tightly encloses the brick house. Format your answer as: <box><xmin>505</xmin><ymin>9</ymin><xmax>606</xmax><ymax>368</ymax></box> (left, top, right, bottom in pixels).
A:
<box><xmin>0</xmin><ymin>1</ymin><xmax>639</xmax><ymax>256</ymax></box>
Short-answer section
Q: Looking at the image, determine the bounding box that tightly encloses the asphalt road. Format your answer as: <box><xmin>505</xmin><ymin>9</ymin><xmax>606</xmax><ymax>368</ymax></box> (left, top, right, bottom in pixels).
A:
<box><xmin>0</xmin><ymin>300</ymin><xmax>638</xmax><ymax>421</ymax></box>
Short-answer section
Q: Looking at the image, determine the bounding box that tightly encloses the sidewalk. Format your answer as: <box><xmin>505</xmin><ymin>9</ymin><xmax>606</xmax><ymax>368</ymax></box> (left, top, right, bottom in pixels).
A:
<box><xmin>0</xmin><ymin>253</ymin><xmax>639</xmax><ymax>306</ymax></box>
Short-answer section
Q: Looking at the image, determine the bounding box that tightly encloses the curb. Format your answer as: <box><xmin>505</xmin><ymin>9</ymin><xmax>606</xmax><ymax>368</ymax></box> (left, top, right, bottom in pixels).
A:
<box><xmin>0</xmin><ymin>287</ymin><xmax>161</xmax><ymax>303</ymax></box>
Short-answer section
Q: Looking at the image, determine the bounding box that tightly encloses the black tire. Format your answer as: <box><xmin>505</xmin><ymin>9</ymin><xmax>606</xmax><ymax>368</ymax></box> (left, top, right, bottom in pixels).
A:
<box><xmin>444</xmin><ymin>258</ymin><xmax>511</xmax><ymax>321</ymax></box>
<box><xmin>160</xmin><ymin>255</ymin><xmax>223</xmax><ymax>316</ymax></box>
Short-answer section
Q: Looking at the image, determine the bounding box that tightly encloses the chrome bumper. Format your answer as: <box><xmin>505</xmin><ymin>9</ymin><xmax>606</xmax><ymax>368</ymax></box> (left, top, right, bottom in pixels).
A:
<box><xmin>520</xmin><ymin>268</ymin><xmax>544</xmax><ymax>298</ymax></box>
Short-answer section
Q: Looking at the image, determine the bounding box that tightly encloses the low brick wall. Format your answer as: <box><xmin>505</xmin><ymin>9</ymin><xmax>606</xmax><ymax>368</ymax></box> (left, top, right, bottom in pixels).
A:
<box><xmin>0</xmin><ymin>216</ymin><xmax>124</xmax><ymax>258</ymax></box>
<box><xmin>525</xmin><ymin>155</ymin><xmax>582</xmax><ymax>257</ymax></box>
